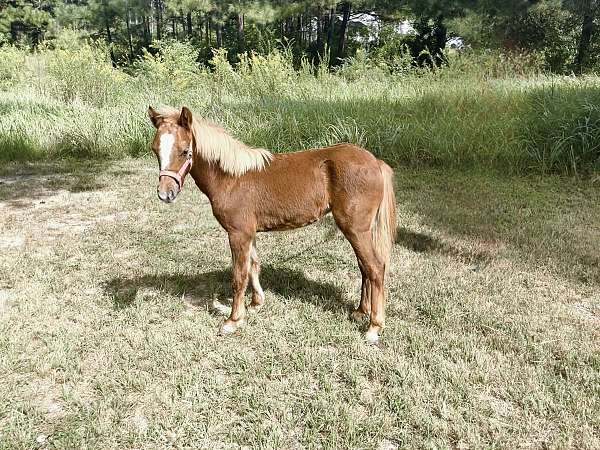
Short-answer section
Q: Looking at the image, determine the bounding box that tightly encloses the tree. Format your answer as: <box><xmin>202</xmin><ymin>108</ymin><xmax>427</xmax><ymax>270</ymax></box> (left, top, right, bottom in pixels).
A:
<box><xmin>404</xmin><ymin>0</ymin><xmax>475</xmax><ymax>65</ymax></box>
<box><xmin>568</xmin><ymin>0</ymin><xmax>599</xmax><ymax>73</ymax></box>
<box><xmin>0</xmin><ymin>0</ymin><xmax>595</xmax><ymax>75</ymax></box>
<box><xmin>0</xmin><ymin>0</ymin><xmax>53</xmax><ymax>44</ymax></box>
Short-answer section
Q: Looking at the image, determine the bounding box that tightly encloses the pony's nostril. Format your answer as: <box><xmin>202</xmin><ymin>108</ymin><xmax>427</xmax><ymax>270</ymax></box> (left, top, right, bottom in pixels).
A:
<box><xmin>158</xmin><ymin>190</ymin><xmax>168</xmax><ymax>201</ymax></box>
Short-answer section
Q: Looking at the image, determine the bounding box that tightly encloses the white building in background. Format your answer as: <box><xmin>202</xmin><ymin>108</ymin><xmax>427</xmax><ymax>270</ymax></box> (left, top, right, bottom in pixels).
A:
<box><xmin>447</xmin><ymin>37</ymin><xmax>465</xmax><ymax>49</ymax></box>
<box><xmin>348</xmin><ymin>13</ymin><xmax>381</xmax><ymax>43</ymax></box>
<box><xmin>394</xmin><ymin>20</ymin><xmax>416</xmax><ymax>35</ymax></box>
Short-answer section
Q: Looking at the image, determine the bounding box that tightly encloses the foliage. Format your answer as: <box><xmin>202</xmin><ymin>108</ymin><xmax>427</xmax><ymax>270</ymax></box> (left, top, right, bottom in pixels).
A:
<box><xmin>0</xmin><ymin>44</ymin><xmax>28</xmax><ymax>87</ymax></box>
<box><xmin>523</xmin><ymin>79</ymin><xmax>600</xmax><ymax>172</ymax></box>
<box><xmin>1</xmin><ymin>40</ymin><xmax>599</xmax><ymax>175</ymax></box>
<box><xmin>505</xmin><ymin>0</ymin><xmax>578</xmax><ymax>73</ymax></box>
<box><xmin>0</xmin><ymin>0</ymin><xmax>52</xmax><ymax>45</ymax></box>
<box><xmin>0</xmin><ymin>0</ymin><xmax>598</xmax><ymax>73</ymax></box>
<box><xmin>133</xmin><ymin>39</ymin><xmax>205</xmax><ymax>95</ymax></box>
<box><xmin>235</xmin><ymin>49</ymin><xmax>298</xmax><ymax>96</ymax></box>
<box><xmin>41</xmin><ymin>34</ymin><xmax>129</xmax><ymax>106</ymax></box>
<box><xmin>369</xmin><ymin>26</ymin><xmax>415</xmax><ymax>74</ymax></box>
<box><xmin>335</xmin><ymin>48</ymin><xmax>390</xmax><ymax>81</ymax></box>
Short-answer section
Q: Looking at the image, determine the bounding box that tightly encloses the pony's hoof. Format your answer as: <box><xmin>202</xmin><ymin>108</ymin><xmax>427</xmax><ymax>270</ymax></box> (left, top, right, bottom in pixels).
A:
<box><xmin>364</xmin><ymin>329</ymin><xmax>380</xmax><ymax>345</ymax></box>
<box><xmin>350</xmin><ymin>309</ymin><xmax>368</xmax><ymax>323</ymax></box>
<box><xmin>247</xmin><ymin>303</ymin><xmax>263</xmax><ymax>315</ymax></box>
<box><xmin>218</xmin><ymin>321</ymin><xmax>242</xmax><ymax>336</ymax></box>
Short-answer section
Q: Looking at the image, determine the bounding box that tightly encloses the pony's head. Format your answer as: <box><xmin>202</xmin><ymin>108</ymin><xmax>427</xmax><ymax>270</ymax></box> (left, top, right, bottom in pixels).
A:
<box><xmin>148</xmin><ymin>106</ymin><xmax>194</xmax><ymax>203</ymax></box>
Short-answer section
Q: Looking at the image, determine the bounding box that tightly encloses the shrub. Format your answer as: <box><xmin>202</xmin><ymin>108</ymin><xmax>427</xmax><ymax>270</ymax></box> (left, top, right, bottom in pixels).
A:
<box><xmin>1</xmin><ymin>40</ymin><xmax>599</xmax><ymax>175</ymax></box>
<box><xmin>235</xmin><ymin>48</ymin><xmax>297</xmax><ymax>96</ymax></box>
<box><xmin>370</xmin><ymin>26</ymin><xmax>415</xmax><ymax>75</ymax></box>
<box><xmin>522</xmin><ymin>80</ymin><xmax>600</xmax><ymax>173</ymax></box>
<box><xmin>336</xmin><ymin>48</ymin><xmax>390</xmax><ymax>81</ymax></box>
<box><xmin>504</xmin><ymin>1</ymin><xmax>577</xmax><ymax>73</ymax></box>
<box><xmin>42</xmin><ymin>38</ymin><xmax>129</xmax><ymax>107</ymax></box>
<box><xmin>133</xmin><ymin>40</ymin><xmax>205</xmax><ymax>100</ymax></box>
<box><xmin>0</xmin><ymin>45</ymin><xmax>28</xmax><ymax>87</ymax></box>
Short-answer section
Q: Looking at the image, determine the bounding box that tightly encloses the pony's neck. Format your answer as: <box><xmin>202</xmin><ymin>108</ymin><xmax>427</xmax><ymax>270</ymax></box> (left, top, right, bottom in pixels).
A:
<box><xmin>189</xmin><ymin>153</ymin><xmax>232</xmax><ymax>201</ymax></box>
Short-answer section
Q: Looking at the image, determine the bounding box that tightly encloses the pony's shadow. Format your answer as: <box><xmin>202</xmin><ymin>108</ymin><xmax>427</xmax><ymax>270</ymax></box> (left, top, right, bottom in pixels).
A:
<box><xmin>0</xmin><ymin>166</ymin><xmax>107</xmax><ymax>207</ymax></box>
<box><xmin>103</xmin><ymin>264</ymin><xmax>350</xmax><ymax>316</ymax></box>
<box><xmin>395</xmin><ymin>226</ymin><xmax>492</xmax><ymax>265</ymax></box>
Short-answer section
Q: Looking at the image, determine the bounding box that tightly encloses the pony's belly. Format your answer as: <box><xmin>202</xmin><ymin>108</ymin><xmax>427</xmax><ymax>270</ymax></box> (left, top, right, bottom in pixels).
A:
<box><xmin>258</xmin><ymin>204</ymin><xmax>330</xmax><ymax>231</ymax></box>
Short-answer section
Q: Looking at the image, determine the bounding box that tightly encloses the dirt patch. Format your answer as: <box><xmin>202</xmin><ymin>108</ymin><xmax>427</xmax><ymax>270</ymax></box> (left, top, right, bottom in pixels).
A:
<box><xmin>46</xmin><ymin>216</ymin><xmax>93</xmax><ymax>234</ymax></box>
<box><xmin>572</xmin><ymin>299</ymin><xmax>600</xmax><ymax>327</ymax></box>
<box><xmin>24</xmin><ymin>377</ymin><xmax>66</xmax><ymax>422</ymax></box>
<box><xmin>0</xmin><ymin>290</ymin><xmax>11</xmax><ymax>313</ymax></box>
<box><xmin>0</xmin><ymin>235</ymin><xmax>24</xmax><ymax>249</ymax></box>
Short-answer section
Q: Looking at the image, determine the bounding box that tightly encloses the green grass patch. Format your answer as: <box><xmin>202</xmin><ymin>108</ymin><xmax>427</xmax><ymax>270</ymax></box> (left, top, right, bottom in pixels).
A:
<box><xmin>0</xmin><ymin>43</ymin><xmax>599</xmax><ymax>174</ymax></box>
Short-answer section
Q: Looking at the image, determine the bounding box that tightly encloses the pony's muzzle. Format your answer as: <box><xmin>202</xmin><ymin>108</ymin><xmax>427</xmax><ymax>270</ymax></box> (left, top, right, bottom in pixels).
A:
<box><xmin>157</xmin><ymin>173</ymin><xmax>181</xmax><ymax>203</ymax></box>
<box><xmin>157</xmin><ymin>185</ymin><xmax>179</xmax><ymax>203</ymax></box>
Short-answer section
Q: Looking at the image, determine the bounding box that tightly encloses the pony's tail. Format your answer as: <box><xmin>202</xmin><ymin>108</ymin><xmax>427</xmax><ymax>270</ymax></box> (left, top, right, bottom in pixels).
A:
<box><xmin>371</xmin><ymin>161</ymin><xmax>396</xmax><ymax>268</ymax></box>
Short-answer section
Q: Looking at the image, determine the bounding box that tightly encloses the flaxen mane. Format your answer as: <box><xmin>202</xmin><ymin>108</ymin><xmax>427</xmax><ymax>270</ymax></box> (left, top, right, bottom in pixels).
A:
<box><xmin>157</xmin><ymin>107</ymin><xmax>272</xmax><ymax>177</ymax></box>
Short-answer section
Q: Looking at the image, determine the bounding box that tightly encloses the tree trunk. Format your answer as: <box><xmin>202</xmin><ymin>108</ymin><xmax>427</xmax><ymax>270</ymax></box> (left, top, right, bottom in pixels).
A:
<box><xmin>205</xmin><ymin>14</ymin><xmax>211</xmax><ymax>46</ymax></box>
<box><xmin>172</xmin><ymin>17</ymin><xmax>176</xmax><ymax>38</ymax></box>
<box><xmin>105</xmin><ymin>25</ymin><xmax>116</xmax><ymax>66</ymax></box>
<box><xmin>575</xmin><ymin>0</ymin><xmax>595</xmax><ymax>74</ymax></box>
<box><xmin>238</xmin><ymin>12</ymin><xmax>245</xmax><ymax>51</ymax></box>
<box><xmin>155</xmin><ymin>0</ymin><xmax>162</xmax><ymax>40</ymax></box>
<box><xmin>432</xmin><ymin>15</ymin><xmax>447</xmax><ymax>66</ymax></box>
<box><xmin>197</xmin><ymin>14</ymin><xmax>203</xmax><ymax>41</ymax></box>
<box><xmin>142</xmin><ymin>15</ymin><xmax>147</xmax><ymax>44</ymax></box>
<box><xmin>125</xmin><ymin>6</ymin><xmax>134</xmax><ymax>63</ymax></box>
<box><xmin>326</xmin><ymin>7</ymin><xmax>334</xmax><ymax>62</ymax></box>
<box><xmin>103</xmin><ymin>0</ymin><xmax>116</xmax><ymax>66</ymax></box>
<box><xmin>187</xmin><ymin>12</ymin><xmax>193</xmax><ymax>38</ymax></box>
<box><xmin>143</xmin><ymin>15</ymin><xmax>151</xmax><ymax>45</ymax></box>
<box><xmin>216</xmin><ymin>22</ymin><xmax>222</xmax><ymax>47</ymax></box>
<box><xmin>336</xmin><ymin>2</ymin><xmax>351</xmax><ymax>64</ymax></box>
<box><xmin>316</xmin><ymin>5</ymin><xmax>323</xmax><ymax>49</ymax></box>
<box><xmin>10</xmin><ymin>21</ymin><xmax>19</xmax><ymax>42</ymax></box>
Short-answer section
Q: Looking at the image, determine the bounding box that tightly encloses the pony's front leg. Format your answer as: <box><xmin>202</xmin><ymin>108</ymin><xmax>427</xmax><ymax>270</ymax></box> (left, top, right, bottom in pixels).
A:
<box><xmin>219</xmin><ymin>232</ymin><xmax>253</xmax><ymax>335</ymax></box>
<box><xmin>248</xmin><ymin>240</ymin><xmax>265</xmax><ymax>314</ymax></box>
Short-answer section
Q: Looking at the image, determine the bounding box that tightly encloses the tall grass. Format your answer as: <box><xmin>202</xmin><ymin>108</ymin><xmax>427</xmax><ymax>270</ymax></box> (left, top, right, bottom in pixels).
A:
<box><xmin>0</xmin><ymin>38</ymin><xmax>599</xmax><ymax>174</ymax></box>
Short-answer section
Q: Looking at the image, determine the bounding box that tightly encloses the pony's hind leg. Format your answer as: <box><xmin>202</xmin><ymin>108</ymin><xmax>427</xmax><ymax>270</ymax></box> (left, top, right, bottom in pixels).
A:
<box><xmin>332</xmin><ymin>192</ymin><xmax>385</xmax><ymax>343</ymax></box>
<box><xmin>219</xmin><ymin>232</ymin><xmax>253</xmax><ymax>335</ymax></box>
<box><xmin>339</xmin><ymin>227</ymin><xmax>386</xmax><ymax>344</ymax></box>
<box><xmin>350</xmin><ymin>267</ymin><xmax>371</xmax><ymax>323</ymax></box>
<box><xmin>248</xmin><ymin>240</ymin><xmax>265</xmax><ymax>314</ymax></box>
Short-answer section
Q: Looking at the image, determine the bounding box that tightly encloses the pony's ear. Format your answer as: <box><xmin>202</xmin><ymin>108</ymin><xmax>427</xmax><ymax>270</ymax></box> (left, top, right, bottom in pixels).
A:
<box><xmin>179</xmin><ymin>106</ymin><xmax>193</xmax><ymax>130</ymax></box>
<box><xmin>148</xmin><ymin>106</ymin><xmax>161</xmax><ymax>128</ymax></box>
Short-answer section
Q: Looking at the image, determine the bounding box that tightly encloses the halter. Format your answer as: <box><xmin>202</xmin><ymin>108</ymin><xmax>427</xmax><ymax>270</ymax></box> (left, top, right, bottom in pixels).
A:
<box><xmin>159</xmin><ymin>149</ymin><xmax>193</xmax><ymax>189</ymax></box>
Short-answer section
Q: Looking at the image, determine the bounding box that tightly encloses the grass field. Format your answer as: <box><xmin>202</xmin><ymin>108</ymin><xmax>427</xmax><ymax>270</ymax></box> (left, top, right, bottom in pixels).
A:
<box><xmin>2</xmin><ymin>41</ymin><xmax>600</xmax><ymax>174</ymax></box>
<box><xmin>0</xmin><ymin>159</ymin><xmax>598</xmax><ymax>449</ymax></box>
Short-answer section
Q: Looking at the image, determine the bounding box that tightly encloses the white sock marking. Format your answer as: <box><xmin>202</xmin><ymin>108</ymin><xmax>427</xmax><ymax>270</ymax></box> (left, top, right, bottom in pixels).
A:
<box><xmin>249</xmin><ymin>244</ymin><xmax>264</xmax><ymax>301</ymax></box>
<box><xmin>365</xmin><ymin>330</ymin><xmax>380</xmax><ymax>344</ymax></box>
<box><xmin>251</xmin><ymin>272</ymin><xmax>264</xmax><ymax>300</ymax></box>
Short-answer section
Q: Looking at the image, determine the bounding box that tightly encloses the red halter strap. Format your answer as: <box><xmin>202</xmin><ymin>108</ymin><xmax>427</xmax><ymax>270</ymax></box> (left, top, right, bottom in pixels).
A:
<box><xmin>159</xmin><ymin>157</ymin><xmax>192</xmax><ymax>188</ymax></box>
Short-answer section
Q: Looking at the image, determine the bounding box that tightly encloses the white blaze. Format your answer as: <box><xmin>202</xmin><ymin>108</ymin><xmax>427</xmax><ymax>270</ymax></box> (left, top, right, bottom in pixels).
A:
<box><xmin>159</xmin><ymin>133</ymin><xmax>175</xmax><ymax>170</ymax></box>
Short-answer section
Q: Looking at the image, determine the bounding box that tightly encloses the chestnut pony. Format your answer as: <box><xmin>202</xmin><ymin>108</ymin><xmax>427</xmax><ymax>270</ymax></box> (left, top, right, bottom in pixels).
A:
<box><xmin>148</xmin><ymin>106</ymin><xmax>396</xmax><ymax>343</ymax></box>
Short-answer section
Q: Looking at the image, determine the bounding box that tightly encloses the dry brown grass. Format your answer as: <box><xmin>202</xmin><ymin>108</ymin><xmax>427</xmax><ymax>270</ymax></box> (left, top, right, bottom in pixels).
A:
<box><xmin>0</xmin><ymin>160</ymin><xmax>598</xmax><ymax>449</ymax></box>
